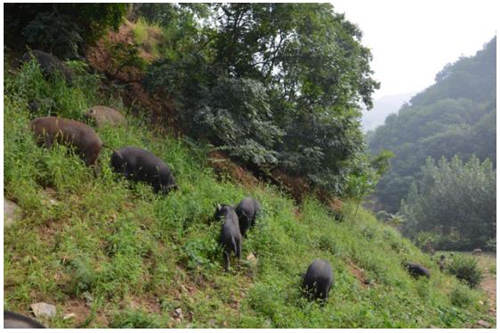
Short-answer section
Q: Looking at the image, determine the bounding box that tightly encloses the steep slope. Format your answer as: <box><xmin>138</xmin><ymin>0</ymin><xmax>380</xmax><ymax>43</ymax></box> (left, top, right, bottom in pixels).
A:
<box><xmin>3</xmin><ymin>56</ymin><xmax>494</xmax><ymax>328</ymax></box>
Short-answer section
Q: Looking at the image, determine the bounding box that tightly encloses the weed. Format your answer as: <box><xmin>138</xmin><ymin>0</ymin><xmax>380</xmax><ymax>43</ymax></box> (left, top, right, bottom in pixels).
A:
<box><xmin>447</xmin><ymin>254</ymin><xmax>483</xmax><ymax>288</ymax></box>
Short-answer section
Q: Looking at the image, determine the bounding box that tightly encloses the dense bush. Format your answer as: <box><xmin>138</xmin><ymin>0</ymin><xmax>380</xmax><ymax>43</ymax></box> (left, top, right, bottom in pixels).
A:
<box><xmin>5</xmin><ymin>3</ymin><xmax>127</xmax><ymax>59</ymax></box>
<box><xmin>194</xmin><ymin>77</ymin><xmax>284</xmax><ymax>166</ymax></box>
<box><xmin>400</xmin><ymin>155</ymin><xmax>496</xmax><ymax>251</ymax></box>
<box><xmin>447</xmin><ymin>255</ymin><xmax>483</xmax><ymax>288</ymax></box>
<box><xmin>22</xmin><ymin>11</ymin><xmax>83</xmax><ymax>59</ymax></box>
<box><xmin>144</xmin><ymin>3</ymin><xmax>381</xmax><ymax>197</ymax></box>
<box><xmin>450</xmin><ymin>284</ymin><xmax>476</xmax><ymax>308</ymax></box>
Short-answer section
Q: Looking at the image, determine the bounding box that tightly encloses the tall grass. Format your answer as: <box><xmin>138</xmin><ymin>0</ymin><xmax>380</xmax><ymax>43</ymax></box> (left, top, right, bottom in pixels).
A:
<box><xmin>132</xmin><ymin>18</ymin><xmax>163</xmax><ymax>60</ymax></box>
<box><xmin>3</xmin><ymin>58</ymin><xmax>494</xmax><ymax>328</ymax></box>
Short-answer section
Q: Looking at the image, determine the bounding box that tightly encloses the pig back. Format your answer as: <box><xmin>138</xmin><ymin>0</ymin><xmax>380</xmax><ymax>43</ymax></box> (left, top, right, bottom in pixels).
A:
<box><xmin>31</xmin><ymin>117</ymin><xmax>102</xmax><ymax>165</ymax></box>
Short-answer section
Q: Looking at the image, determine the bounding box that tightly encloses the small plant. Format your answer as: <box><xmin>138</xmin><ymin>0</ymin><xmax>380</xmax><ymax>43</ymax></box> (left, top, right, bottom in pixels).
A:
<box><xmin>105</xmin><ymin>40</ymin><xmax>147</xmax><ymax>77</ymax></box>
<box><xmin>450</xmin><ymin>284</ymin><xmax>474</xmax><ymax>307</ymax></box>
<box><xmin>181</xmin><ymin>236</ymin><xmax>220</xmax><ymax>270</ymax></box>
<box><xmin>110</xmin><ymin>309</ymin><xmax>164</xmax><ymax>328</ymax></box>
<box><xmin>485</xmin><ymin>238</ymin><xmax>496</xmax><ymax>252</ymax></box>
<box><xmin>447</xmin><ymin>254</ymin><xmax>483</xmax><ymax>288</ymax></box>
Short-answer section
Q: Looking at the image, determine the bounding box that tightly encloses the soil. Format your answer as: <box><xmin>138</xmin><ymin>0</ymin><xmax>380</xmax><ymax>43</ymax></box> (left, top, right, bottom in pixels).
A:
<box><xmin>477</xmin><ymin>253</ymin><xmax>496</xmax><ymax>318</ymax></box>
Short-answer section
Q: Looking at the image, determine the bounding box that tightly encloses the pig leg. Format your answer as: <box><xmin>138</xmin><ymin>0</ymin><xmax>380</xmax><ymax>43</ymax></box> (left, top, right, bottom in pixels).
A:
<box><xmin>235</xmin><ymin>237</ymin><xmax>241</xmax><ymax>260</ymax></box>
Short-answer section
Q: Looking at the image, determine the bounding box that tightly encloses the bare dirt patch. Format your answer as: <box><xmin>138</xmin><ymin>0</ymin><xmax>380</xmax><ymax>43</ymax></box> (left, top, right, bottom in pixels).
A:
<box><xmin>346</xmin><ymin>261</ymin><xmax>371</xmax><ymax>288</ymax></box>
<box><xmin>208</xmin><ymin>151</ymin><xmax>259</xmax><ymax>188</ymax></box>
<box><xmin>62</xmin><ymin>299</ymin><xmax>91</xmax><ymax>327</ymax></box>
<box><xmin>477</xmin><ymin>253</ymin><xmax>496</xmax><ymax>318</ymax></box>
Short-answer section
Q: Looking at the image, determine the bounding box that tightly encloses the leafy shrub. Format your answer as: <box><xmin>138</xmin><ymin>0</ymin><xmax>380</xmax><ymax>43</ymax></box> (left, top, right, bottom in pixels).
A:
<box><xmin>181</xmin><ymin>236</ymin><xmax>220</xmax><ymax>270</ymax></box>
<box><xmin>447</xmin><ymin>254</ymin><xmax>483</xmax><ymax>288</ymax></box>
<box><xmin>485</xmin><ymin>238</ymin><xmax>496</xmax><ymax>252</ymax></box>
<box><xmin>5</xmin><ymin>4</ymin><xmax>127</xmax><ymax>58</ymax></box>
<box><xmin>110</xmin><ymin>310</ymin><xmax>164</xmax><ymax>328</ymax></box>
<box><xmin>195</xmin><ymin>77</ymin><xmax>284</xmax><ymax>166</ymax></box>
<box><xmin>144</xmin><ymin>3</ymin><xmax>380</xmax><ymax>198</ymax></box>
<box><xmin>23</xmin><ymin>11</ymin><xmax>83</xmax><ymax>59</ymax></box>
<box><xmin>450</xmin><ymin>284</ymin><xmax>475</xmax><ymax>307</ymax></box>
<box><xmin>8</xmin><ymin>58</ymin><xmax>101</xmax><ymax>120</ymax></box>
<box><xmin>400</xmin><ymin>155</ymin><xmax>496</xmax><ymax>251</ymax></box>
<box><xmin>132</xmin><ymin>18</ymin><xmax>163</xmax><ymax>59</ymax></box>
<box><xmin>105</xmin><ymin>40</ymin><xmax>147</xmax><ymax>76</ymax></box>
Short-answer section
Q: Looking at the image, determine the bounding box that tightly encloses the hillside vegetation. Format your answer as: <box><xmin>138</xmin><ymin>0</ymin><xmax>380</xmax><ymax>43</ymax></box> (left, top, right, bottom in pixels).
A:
<box><xmin>3</xmin><ymin>52</ymin><xmax>495</xmax><ymax>328</ymax></box>
<box><xmin>368</xmin><ymin>37</ymin><xmax>496</xmax><ymax>214</ymax></box>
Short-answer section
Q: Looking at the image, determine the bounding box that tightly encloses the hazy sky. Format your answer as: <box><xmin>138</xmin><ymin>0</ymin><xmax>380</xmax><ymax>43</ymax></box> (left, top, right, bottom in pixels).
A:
<box><xmin>332</xmin><ymin>0</ymin><xmax>498</xmax><ymax>99</ymax></box>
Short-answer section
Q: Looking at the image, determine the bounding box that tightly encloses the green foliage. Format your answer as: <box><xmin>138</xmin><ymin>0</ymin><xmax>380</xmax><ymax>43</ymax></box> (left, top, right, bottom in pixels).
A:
<box><xmin>450</xmin><ymin>284</ymin><xmax>476</xmax><ymax>308</ymax></box>
<box><xmin>4</xmin><ymin>20</ymin><xmax>494</xmax><ymax>330</ymax></box>
<box><xmin>414</xmin><ymin>232</ymin><xmax>440</xmax><ymax>251</ymax></box>
<box><xmin>144</xmin><ymin>3</ymin><xmax>379</xmax><ymax>197</ymax></box>
<box><xmin>132</xmin><ymin>18</ymin><xmax>163</xmax><ymax>60</ymax></box>
<box><xmin>5</xmin><ymin>3</ymin><xmax>127</xmax><ymax>59</ymax></box>
<box><xmin>400</xmin><ymin>155</ymin><xmax>496</xmax><ymax>251</ymax></box>
<box><xmin>447</xmin><ymin>255</ymin><xmax>483</xmax><ymax>288</ymax></box>
<box><xmin>104</xmin><ymin>40</ymin><xmax>147</xmax><ymax>76</ymax></box>
<box><xmin>22</xmin><ymin>11</ymin><xmax>83</xmax><ymax>59</ymax></box>
<box><xmin>195</xmin><ymin>77</ymin><xmax>284</xmax><ymax>166</ymax></box>
<box><xmin>368</xmin><ymin>37</ymin><xmax>496</xmax><ymax>213</ymax></box>
<box><xmin>110</xmin><ymin>310</ymin><xmax>165</xmax><ymax>328</ymax></box>
<box><xmin>5</xmin><ymin>58</ymin><xmax>100</xmax><ymax>120</ymax></box>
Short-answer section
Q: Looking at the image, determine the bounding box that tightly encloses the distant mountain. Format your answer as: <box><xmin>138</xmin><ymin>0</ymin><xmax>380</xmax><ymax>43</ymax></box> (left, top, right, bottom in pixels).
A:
<box><xmin>368</xmin><ymin>37</ymin><xmax>496</xmax><ymax>213</ymax></box>
<box><xmin>361</xmin><ymin>92</ymin><xmax>414</xmax><ymax>132</ymax></box>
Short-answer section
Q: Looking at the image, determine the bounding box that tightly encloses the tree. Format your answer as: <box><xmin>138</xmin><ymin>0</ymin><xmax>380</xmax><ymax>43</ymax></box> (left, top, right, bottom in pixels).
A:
<box><xmin>144</xmin><ymin>3</ymin><xmax>380</xmax><ymax>196</ymax></box>
<box><xmin>5</xmin><ymin>4</ymin><xmax>127</xmax><ymax>59</ymax></box>
<box><xmin>400</xmin><ymin>155</ymin><xmax>496</xmax><ymax>250</ymax></box>
<box><xmin>368</xmin><ymin>37</ymin><xmax>496</xmax><ymax>212</ymax></box>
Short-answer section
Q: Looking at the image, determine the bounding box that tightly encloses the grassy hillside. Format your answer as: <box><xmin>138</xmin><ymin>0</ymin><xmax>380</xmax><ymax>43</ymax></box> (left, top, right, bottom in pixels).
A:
<box><xmin>3</xmin><ymin>58</ymin><xmax>494</xmax><ymax>328</ymax></box>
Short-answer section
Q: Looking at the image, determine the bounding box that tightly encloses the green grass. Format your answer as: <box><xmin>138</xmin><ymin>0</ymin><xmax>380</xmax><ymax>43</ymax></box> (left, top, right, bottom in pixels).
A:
<box><xmin>131</xmin><ymin>18</ymin><xmax>163</xmax><ymax>60</ymax></box>
<box><xmin>3</xmin><ymin>58</ymin><xmax>495</xmax><ymax>328</ymax></box>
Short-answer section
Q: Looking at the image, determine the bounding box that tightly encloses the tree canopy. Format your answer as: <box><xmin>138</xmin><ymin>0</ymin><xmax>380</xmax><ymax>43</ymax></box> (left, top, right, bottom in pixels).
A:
<box><xmin>5</xmin><ymin>3</ymin><xmax>127</xmax><ymax>58</ymax></box>
<box><xmin>143</xmin><ymin>3</ymin><xmax>381</xmax><ymax>197</ymax></box>
<box><xmin>400</xmin><ymin>155</ymin><xmax>496</xmax><ymax>251</ymax></box>
<box><xmin>368</xmin><ymin>37</ymin><xmax>496</xmax><ymax>212</ymax></box>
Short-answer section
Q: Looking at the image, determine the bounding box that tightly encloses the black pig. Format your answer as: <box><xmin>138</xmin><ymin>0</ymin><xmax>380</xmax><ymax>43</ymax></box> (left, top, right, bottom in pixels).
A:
<box><xmin>235</xmin><ymin>197</ymin><xmax>260</xmax><ymax>237</ymax></box>
<box><xmin>404</xmin><ymin>262</ymin><xmax>430</xmax><ymax>279</ymax></box>
<box><xmin>214</xmin><ymin>204</ymin><xmax>242</xmax><ymax>271</ymax></box>
<box><xmin>4</xmin><ymin>310</ymin><xmax>45</xmax><ymax>328</ymax></box>
<box><xmin>110</xmin><ymin>146</ymin><xmax>177</xmax><ymax>194</ymax></box>
<box><xmin>21</xmin><ymin>50</ymin><xmax>73</xmax><ymax>84</ymax></box>
<box><xmin>302</xmin><ymin>259</ymin><xmax>334</xmax><ymax>302</ymax></box>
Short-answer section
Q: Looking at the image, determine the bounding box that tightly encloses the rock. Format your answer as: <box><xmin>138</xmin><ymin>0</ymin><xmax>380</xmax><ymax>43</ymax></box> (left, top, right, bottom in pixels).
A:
<box><xmin>4</xmin><ymin>199</ymin><xmax>22</xmax><ymax>227</ymax></box>
<box><xmin>41</xmin><ymin>188</ymin><xmax>58</xmax><ymax>206</ymax></box>
<box><xmin>63</xmin><ymin>313</ymin><xmax>76</xmax><ymax>320</ymax></box>
<box><xmin>246</xmin><ymin>253</ymin><xmax>258</xmax><ymax>265</ymax></box>
<box><xmin>472</xmin><ymin>248</ymin><xmax>482</xmax><ymax>256</ymax></box>
<box><xmin>174</xmin><ymin>308</ymin><xmax>183</xmax><ymax>320</ymax></box>
<box><xmin>82</xmin><ymin>292</ymin><xmax>93</xmax><ymax>306</ymax></box>
<box><xmin>477</xmin><ymin>320</ymin><xmax>491</xmax><ymax>328</ymax></box>
<box><xmin>31</xmin><ymin>302</ymin><xmax>56</xmax><ymax>319</ymax></box>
